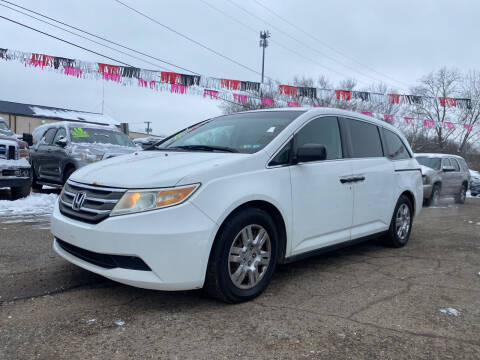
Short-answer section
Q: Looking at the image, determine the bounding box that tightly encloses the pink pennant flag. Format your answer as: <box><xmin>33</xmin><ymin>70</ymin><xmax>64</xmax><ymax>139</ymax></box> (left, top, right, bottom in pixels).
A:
<box><xmin>203</xmin><ymin>89</ymin><xmax>218</xmax><ymax>99</ymax></box>
<box><xmin>171</xmin><ymin>83</ymin><xmax>187</xmax><ymax>94</ymax></box>
<box><xmin>361</xmin><ymin>111</ymin><xmax>373</xmax><ymax>117</ymax></box>
<box><xmin>404</xmin><ymin>117</ymin><xmax>414</xmax><ymax>125</ymax></box>
<box><xmin>287</xmin><ymin>101</ymin><xmax>300</xmax><ymax>107</ymax></box>
<box><xmin>384</xmin><ymin>114</ymin><xmax>395</xmax><ymax>123</ymax></box>
<box><xmin>138</xmin><ymin>78</ymin><xmax>148</xmax><ymax>87</ymax></box>
<box><xmin>424</xmin><ymin>119</ymin><xmax>436</xmax><ymax>128</ymax></box>
<box><xmin>233</xmin><ymin>93</ymin><xmax>247</xmax><ymax>103</ymax></box>
<box><xmin>443</xmin><ymin>121</ymin><xmax>455</xmax><ymax>129</ymax></box>
<box><xmin>64</xmin><ymin>66</ymin><xmax>82</xmax><ymax>78</ymax></box>
<box><xmin>149</xmin><ymin>80</ymin><xmax>156</xmax><ymax>89</ymax></box>
<box><xmin>102</xmin><ymin>72</ymin><xmax>121</xmax><ymax>82</ymax></box>
<box><xmin>463</xmin><ymin>124</ymin><xmax>473</xmax><ymax>132</ymax></box>
<box><xmin>261</xmin><ymin>98</ymin><xmax>274</xmax><ymax>107</ymax></box>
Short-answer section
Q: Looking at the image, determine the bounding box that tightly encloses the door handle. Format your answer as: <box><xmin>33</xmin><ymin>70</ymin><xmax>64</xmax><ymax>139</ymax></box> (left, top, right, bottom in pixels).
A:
<box><xmin>353</xmin><ymin>176</ymin><xmax>365</xmax><ymax>182</ymax></box>
<box><xmin>340</xmin><ymin>177</ymin><xmax>354</xmax><ymax>184</ymax></box>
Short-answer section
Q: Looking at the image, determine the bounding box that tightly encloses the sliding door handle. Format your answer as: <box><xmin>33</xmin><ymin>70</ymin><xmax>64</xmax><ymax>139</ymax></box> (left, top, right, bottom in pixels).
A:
<box><xmin>354</xmin><ymin>176</ymin><xmax>365</xmax><ymax>182</ymax></box>
<box><xmin>340</xmin><ymin>177</ymin><xmax>353</xmax><ymax>184</ymax></box>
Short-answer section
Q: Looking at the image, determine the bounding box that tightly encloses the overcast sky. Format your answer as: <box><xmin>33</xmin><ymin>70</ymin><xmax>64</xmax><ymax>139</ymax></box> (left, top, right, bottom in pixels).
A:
<box><xmin>0</xmin><ymin>0</ymin><xmax>478</xmax><ymax>135</ymax></box>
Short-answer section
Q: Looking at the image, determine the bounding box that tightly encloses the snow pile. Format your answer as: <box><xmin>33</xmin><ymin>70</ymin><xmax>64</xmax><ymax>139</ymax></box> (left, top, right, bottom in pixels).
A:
<box><xmin>0</xmin><ymin>192</ymin><xmax>58</xmax><ymax>223</ymax></box>
<box><xmin>439</xmin><ymin>308</ymin><xmax>461</xmax><ymax>316</ymax></box>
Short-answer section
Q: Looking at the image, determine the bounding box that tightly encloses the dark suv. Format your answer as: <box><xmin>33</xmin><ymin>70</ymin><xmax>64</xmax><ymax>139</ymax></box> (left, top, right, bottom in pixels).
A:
<box><xmin>30</xmin><ymin>122</ymin><xmax>137</xmax><ymax>189</ymax></box>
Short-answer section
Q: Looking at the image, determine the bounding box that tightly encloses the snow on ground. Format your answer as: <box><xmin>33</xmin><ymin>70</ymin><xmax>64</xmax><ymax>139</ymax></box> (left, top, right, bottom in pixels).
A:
<box><xmin>439</xmin><ymin>308</ymin><xmax>461</xmax><ymax>316</ymax></box>
<box><xmin>0</xmin><ymin>191</ymin><xmax>58</xmax><ymax>223</ymax></box>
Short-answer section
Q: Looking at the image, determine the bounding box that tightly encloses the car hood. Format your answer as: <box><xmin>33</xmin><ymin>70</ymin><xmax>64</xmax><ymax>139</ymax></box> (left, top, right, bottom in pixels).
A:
<box><xmin>70</xmin><ymin>150</ymin><xmax>248</xmax><ymax>188</ymax></box>
<box><xmin>419</xmin><ymin>165</ymin><xmax>436</xmax><ymax>177</ymax></box>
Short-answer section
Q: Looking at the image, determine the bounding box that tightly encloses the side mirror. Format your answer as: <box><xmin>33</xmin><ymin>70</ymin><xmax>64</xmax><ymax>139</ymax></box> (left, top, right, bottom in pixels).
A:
<box><xmin>295</xmin><ymin>143</ymin><xmax>327</xmax><ymax>163</ymax></box>
<box><xmin>55</xmin><ymin>137</ymin><xmax>68</xmax><ymax>147</ymax></box>
<box><xmin>22</xmin><ymin>133</ymin><xmax>33</xmax><ymax>146</ymax></box>
<box><xmin>443</xmin><ymin>166</ymin><xmax>455</xmax><ymax>172</ymax></box>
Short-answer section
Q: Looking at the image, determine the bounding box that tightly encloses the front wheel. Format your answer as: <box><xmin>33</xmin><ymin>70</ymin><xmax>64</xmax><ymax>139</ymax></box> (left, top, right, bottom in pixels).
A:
<box><xmin>424</xmin><ymin>184</ymin><xmax>440</xmax><ymax>207</ymax></box>
<box><xmin>384</xmin><ymin>195</ymin><xmax>413</xmax><ymax>248</ymax></box>
<box><xmin>10</xmin><ymin>179</ymin><xmax>32</xmax><ymax>200</ymax></box>
<box><xmin>204</xmin><ymin>208</ymin><xmax>278</xmax><ymax>303</ymax></box>
<box><xmin>455</xmin><ymin>184</ymin><xmax>467</xmax><ymax>204</ymax></box>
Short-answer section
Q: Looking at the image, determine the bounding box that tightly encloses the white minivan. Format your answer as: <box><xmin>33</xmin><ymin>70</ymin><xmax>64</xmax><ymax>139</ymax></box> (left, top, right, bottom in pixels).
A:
<box><xmin>51</xmin><ymin>108</ymin><xmax>423</xmax><ymax>302</ymax></box>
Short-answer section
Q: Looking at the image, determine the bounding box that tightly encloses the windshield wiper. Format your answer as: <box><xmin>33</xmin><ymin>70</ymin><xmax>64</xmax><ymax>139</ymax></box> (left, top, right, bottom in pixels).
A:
<box><xmin>159</xmin><ymin>145</ymin><xmax>239</xmax><ymax>153</ymax></box>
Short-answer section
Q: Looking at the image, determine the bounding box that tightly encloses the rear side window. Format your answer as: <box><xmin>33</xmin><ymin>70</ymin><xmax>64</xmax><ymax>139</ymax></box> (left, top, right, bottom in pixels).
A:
<box><xmin>42</xmin><ymin>128</ymin><xmax>56</xmax><ymax>144</ymax></box>
<box><xmin>295</xmin><ymin>116</ymin><xmax>343</xmax><ymax>160</ymax></box>
<box><xmin>383</xmin><ymin>129</ymin><xmax>410</xmax><ymax>160</ymax></box>
<box><xmin>450</xmin><ymin>158</ymin><xmax>460</xmax><ymax>171</ymax></box>
<box><xmin>347</xmin><ymin>119</ymin><xmax>383</xmax><ymax>158</ymax></box>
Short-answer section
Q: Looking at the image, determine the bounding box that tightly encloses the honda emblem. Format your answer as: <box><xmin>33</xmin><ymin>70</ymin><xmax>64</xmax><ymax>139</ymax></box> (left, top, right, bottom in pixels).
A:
<box><xmin>72</xmin><ymin>192</ymin><xmax>87</xmax><ymax>210</ymax></box>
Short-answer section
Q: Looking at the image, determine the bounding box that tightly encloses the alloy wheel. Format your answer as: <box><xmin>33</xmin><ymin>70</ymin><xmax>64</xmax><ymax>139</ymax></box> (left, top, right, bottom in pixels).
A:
<box><xmin>228</xmin><ymin>224</ymin><xmax>271</xmax><ymax>290</ymax></box>
<box><xmin>395</xmin><ymin>203</ymin><xmax>411</xmax><ymax>241</ymax></box>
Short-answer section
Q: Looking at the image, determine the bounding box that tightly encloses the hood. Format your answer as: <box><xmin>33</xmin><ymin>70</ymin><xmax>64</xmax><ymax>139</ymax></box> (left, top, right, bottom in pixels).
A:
<box><xmin>70</xmin><ymin>150</ymin><xmax>248</xmax><ymax>188</ymax></box>
<box><xmin>419</xmin><ymin>165</ymin><xmax>436</xmax><ymax>176</ymax></box>
<box><xmin>0</xmin><ymin>135</ymin><xmax>27</xmax><ymax>149</ymax></box>
<box><xmin>70</xmin><ymin>142</ymin><xmax>136</xmax><ymax>158</ymax></box>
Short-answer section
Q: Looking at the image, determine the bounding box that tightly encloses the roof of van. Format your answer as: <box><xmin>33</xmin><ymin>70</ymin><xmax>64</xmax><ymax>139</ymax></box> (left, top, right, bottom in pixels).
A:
<box><xmin>238</xmin><ymin>107</ymin><xmax>401</xmax><ymax>133</ymax></box>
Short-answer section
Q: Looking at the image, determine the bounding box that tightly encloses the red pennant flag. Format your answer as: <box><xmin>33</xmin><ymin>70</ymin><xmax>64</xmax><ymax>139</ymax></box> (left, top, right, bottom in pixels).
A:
<box><xmin>335</xmin><ymin>90</ymin><xmax>352</xmax><ymax>101</ymax></box>
<box><xmin>161</xmin><ymin>71</ymin><xmax>181</xmax><ymax>84</ymax></box>
<box><xmin>221</xmin><ymin>79</ymin><xmax>241</xmax><ymax>90</ymax></box>
<box><xmin>261</xmin><ymin>98</ymin><xmax>274</xmax><ymax>107</ymax></box>
<box><xmin>388</xmin><ymin>94</ymin><xmax>404</xmax><ymax>104</ymax></box>
<box><xmin>279</xmin><ymin>85</ymin><xmax>298</xmax><ymax>97</ymax></box>
<box><xmin>361</xmin><ymin>111</ymin><xmax>373</xmax><ymax>117</ymax></box>
<box><xmin>439</xmin><ymin>97</ymin><xmax>457</xmax><ymax>107</ymax></box>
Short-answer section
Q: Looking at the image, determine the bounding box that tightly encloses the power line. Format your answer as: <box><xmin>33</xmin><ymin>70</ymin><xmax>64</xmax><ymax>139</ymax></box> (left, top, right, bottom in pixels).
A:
<box><xmin>198</xmin><ymin>0</ymin><xmax>370</xmax><ymax>86</ymax></box>
<box><xmin>226</xmin><ymin>0</ymin><xmax>405</xmax><ymax>90</ymax></box>
<box><xmin>0</xmin><ymin>2</ymin><xmax>172</xmax><ymax>72</ymax></box>
<box><xmin>251</xmin><ymin>0</ymin><xmax>411</xmax><ymax>89</ymax></box>
<box><xmin>0</xmin><ymin>0</ymin><xmax>197</xmax><ymax>74</ymax></box>
<box><xmin>0</xmin><ymin>15</ymin><xmax>134</xmax><ymax>66</ymax></box>
<box><xmin>111</xmin><ymin>0</ymin><xmax>268</xmax><ymax>80</ymax></box>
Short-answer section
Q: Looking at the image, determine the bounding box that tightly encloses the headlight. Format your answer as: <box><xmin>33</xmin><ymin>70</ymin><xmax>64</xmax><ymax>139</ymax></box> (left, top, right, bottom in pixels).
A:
<box><xmin>19</xmin><ymin>148</ymin><xmax>29</xmax><ymax>160</ymax></box>
<box><xmin>80</xmin><ymin>153</ymin><xmax>103</xmax><ymax>163</ymax></box>
<box><xmin>110</xmin><ymin>184</ymin><xmax>200</xmax><ymax>216</ymax></box>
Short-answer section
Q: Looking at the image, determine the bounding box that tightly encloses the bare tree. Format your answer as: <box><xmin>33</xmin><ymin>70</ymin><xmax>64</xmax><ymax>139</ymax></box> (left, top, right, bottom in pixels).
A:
<box><xmin>411</xmin><ymin>67</ymin><xmax>460</xmax><ymax>150</ymax></box>
<box><xmin>457</xmin><ymin>70</ymin><xmax>480</xmax><ymax>154</ymax></box>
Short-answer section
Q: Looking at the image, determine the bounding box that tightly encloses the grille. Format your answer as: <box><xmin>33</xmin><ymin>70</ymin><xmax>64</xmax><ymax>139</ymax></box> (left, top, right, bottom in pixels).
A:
<box><xmin>56</xmin><ymin>238</ymin><xmax>151</xmax><ymax>271</ymax></box>
<box><xmin>59</xmin><ymin>180</ymin><xmax>126</xmax><ymax>224</ymax></box>
<box><xmin>0</xmin><ymin>145</ymin><xmax>17</xmax><ymax>160</ymax></box>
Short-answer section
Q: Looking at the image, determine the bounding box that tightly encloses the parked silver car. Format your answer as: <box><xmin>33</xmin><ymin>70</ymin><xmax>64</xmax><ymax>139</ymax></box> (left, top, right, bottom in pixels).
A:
<box><xmin>415</xmin><ymin>153</ymin><xmax>470</xmax><ymax>205</ymax></box>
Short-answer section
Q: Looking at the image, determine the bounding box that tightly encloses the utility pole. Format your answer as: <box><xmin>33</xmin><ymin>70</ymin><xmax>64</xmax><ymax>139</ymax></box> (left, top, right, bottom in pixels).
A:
<box><xmin>259</xmin><ymin>30</ymin><xmax>270</xmax><ymax>83</ymax></box>
<box><xmin>144</xmin><ymin>121</ymin><xmax>152</xmax><ymax>135</ymax></box>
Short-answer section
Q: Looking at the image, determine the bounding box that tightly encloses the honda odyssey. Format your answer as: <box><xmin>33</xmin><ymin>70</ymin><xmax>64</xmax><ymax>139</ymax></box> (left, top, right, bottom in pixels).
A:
<box><xmin>51</xmin><ymin>108</ymin><xmax>423</xmax><ymax>302</ymax></box>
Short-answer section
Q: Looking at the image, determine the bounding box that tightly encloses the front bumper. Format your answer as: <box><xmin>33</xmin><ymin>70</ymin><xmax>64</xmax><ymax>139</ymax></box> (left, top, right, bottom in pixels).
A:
<box><xmin>422</xmin><ymin>184</ymin><xmax>433</xmax><ymax>199</ymax></box>
<box><xmin>0</xmin><ymin>175</ymin><xmax>31</xmax><ymax>188</ymax></box>
<box><xmin>51</xmin><ymin>200</ymin><xmax>218</xmax><ymax>291</ymax></box>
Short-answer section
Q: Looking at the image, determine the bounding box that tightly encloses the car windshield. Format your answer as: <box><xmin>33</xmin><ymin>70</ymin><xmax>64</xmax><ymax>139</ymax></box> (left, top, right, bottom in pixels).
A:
<box><xmin>158</xmin><ymin>111</ymin><xmax>304</xmax><ymax>154</ymax></box>
<box><xmin>0</xmin><ymin>121</ymin><xmax>13</xmax><ymax>135</ymax></box>
<box><xmin>69</xmin><ymin>127</ymin><xmax>135</xmax><ymax>147</ymax></box>
<box><xmin>416</xmin><ymin>156</ymin><xmax>441</xmax><ymax>170</ymax></box>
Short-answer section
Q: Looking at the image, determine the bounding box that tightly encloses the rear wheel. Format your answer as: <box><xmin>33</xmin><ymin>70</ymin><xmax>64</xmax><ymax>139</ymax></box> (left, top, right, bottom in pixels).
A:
<box><xmin>204</xmin><ymin>208</ymin><xmax>278</xmax><ymax>303</ymax></box>
<box><xmin>425</xmin><ymin>184</ymin><xmax>440</xmax><ymax>207</ymax></box>
<box><xmin>384</xmin><ymin>195</ymin><xmax>413</xmax><ymax>248</ymax></box>
<box><xmin>455</xmin><ymin>184</ymin><xmax>467</xmax><ymax>204</ymax></box>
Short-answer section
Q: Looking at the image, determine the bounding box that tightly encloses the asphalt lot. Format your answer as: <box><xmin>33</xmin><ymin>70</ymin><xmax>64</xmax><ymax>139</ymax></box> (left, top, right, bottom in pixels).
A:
<box><xmin>1</xmin><ymin>197</ymin><xmax>480</xmax><ymax>359</ymax></box>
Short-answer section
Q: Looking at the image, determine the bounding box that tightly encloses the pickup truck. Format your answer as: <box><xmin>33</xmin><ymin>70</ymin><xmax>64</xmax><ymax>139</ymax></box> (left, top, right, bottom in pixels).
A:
<box><xmin>0</xmin><ymin>118</ymin><xmax>32</xmax><ymax>199</ymax></box>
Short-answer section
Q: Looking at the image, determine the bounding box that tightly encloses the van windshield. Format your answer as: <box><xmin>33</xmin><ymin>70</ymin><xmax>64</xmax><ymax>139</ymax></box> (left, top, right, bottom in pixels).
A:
<box><xmin>416</xmin><ymin>156</ymin><xmax>441</xmax><ymax>170</ymax></box>
<box><xmin>70</xmin><ymin>127</ymin><xmax>135</xmax><ymax>147</ymax></box>
<box><xmin>158</xmin><ymin>111</ymin><xmax>304</xmax><ymax>154</ymax></box>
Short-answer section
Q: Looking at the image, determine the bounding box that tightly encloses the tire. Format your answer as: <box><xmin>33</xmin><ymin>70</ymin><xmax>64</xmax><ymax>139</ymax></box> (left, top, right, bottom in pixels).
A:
<box><xmin>455</xmin><ymin>184</ymin><xmax>467</xmax><ymax>204</ymax></box>
<box><xmin>384</xmin><ymin>195</ymin><xmax>413</xmax><ymax>248</ymax></box>
<box><xmin>424</xmin><ymin>184</ymin><xmax>440</xmax><ymax>207</ymax></box>
<box><xmin>63</xmin><ymin>167</ymin><xmax>76</xmax><ymax>184</ymax></box>
<box><xmin>31</xmin><ymin>165</ymin><xmax>42</xmax><ymax>191</ymax></box>
<box><xmin>204</xmin><ymin>207</ymin><xmax>278</xmax><ymax>303</ymax></box>
<box><xmin>10</xmin><ymin>179</ymin><xmax>32</xmax><ymax>200</ymax></box>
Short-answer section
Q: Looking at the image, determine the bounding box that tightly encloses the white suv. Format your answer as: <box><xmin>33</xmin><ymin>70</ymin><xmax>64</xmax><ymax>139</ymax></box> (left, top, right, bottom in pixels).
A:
<box><xmin>51</xmin><ymin>108</ymin><xmax>422</xmax><ymax>302</ymax></box>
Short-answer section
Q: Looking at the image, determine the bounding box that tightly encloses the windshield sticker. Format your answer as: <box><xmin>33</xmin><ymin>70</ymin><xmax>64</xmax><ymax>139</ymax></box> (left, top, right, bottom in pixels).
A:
<box><xmin>267</xmin><ymin>127</ymin><xmax>275</xmax><ymax>133</ymax></box>
<box><xmin>71</xmin><ymin>128</ymin><xmax>90</xmax><ymax>138</ymax></box>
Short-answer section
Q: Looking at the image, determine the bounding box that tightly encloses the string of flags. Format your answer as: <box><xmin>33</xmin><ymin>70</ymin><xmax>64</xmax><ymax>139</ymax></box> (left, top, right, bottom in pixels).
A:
<box><xmin>0</xmin><ymin>47</ymin><xmax>477</xmax><ymax>133</ymax></box>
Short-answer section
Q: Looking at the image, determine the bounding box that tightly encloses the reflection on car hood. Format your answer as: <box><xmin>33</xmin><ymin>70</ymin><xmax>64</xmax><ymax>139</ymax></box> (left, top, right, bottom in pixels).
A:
<box><xmin>71</xmin><ymin>142</ymin><xmax>137</xmax><ymax>157</ymax></box>
<box><xmin>70</xmin><ymin>150</ymin><xmax>247</xmax><ymax>188</ymax></box>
